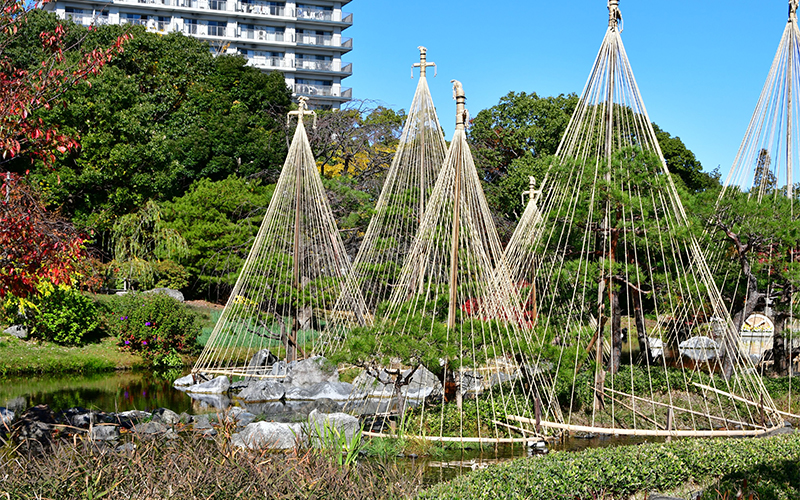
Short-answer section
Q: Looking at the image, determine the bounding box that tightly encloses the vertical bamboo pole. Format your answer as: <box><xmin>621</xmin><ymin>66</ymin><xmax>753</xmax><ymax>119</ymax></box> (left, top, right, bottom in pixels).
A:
<box><xmin>448</xmin><ymin>81</ymin><xmax>467</xmax><ymax>413</ymax></box>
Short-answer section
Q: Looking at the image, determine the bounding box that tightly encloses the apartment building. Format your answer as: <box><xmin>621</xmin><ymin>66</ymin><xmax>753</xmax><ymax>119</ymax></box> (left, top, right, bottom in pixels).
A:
<box><xmin>45</xmin><ymin>0</ymin><xmax>353</xmax><ymax>108</ymax></box>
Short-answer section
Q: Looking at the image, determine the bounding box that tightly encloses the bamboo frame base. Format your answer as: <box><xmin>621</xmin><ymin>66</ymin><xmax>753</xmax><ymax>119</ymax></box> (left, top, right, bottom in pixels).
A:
<box><xmin>361</xmin><ymin>431</ymin><xmax>541</xmax><ymax>444</ymax></box>
<box><xmin>507</xmin><ymin>415</ymin><xmax>783</xmax><ymax>438</ymax></box>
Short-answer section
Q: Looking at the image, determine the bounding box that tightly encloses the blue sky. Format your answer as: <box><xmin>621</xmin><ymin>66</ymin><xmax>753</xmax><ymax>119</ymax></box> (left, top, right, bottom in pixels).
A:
<box><xmin>345</xmin><ymin>0</ymin><xmax>789</xmax><ymax>180</ymax></box>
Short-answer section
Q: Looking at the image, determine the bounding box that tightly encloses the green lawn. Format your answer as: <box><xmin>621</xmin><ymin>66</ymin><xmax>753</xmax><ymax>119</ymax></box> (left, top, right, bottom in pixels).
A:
<box><xmin>0</xmin><ymin>335</ymin><xmax>142</xmax><ymax>376</ymax></box>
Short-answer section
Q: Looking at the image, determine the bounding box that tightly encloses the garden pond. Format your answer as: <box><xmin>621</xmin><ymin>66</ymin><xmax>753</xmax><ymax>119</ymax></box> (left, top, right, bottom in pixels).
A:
<box><xmin>0</xmin><ymin>370</ymin><xmax>657</xmax><ymax>486</ymax></box>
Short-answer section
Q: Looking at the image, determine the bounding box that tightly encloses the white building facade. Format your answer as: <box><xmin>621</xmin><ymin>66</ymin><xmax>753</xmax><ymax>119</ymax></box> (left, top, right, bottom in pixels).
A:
<box><xmin>45</xmin><ymin>0</ymin><xmax>353</xmax><ymax>108</ymax></box>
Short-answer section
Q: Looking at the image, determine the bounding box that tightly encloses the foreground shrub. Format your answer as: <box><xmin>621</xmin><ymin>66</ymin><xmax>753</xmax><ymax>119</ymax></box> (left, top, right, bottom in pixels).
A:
<box><xmin>420</xmin><ymin>434</ymin><xmax>800</xmax><ymax>500</ymax></box>
<box><xmin>1</xmin><ymin>284</ymin><xmax>103</xmax><ymax>345</ymax></box>
<box><xmin>0</xmin><ymin>434</ymin><xmax>421</xmax><ymax>499</ymax></box>
<box><xmin>105</xmin><ymin>292</ymin><xmax>201</xmax><ymax>366</ymax></box>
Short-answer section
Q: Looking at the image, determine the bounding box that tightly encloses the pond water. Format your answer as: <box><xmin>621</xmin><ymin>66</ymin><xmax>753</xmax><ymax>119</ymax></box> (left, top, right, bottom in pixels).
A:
<box><xmin>0</xmin><ymin>370</ymin><xmax>658</xmax><ymax>486</ymax></box>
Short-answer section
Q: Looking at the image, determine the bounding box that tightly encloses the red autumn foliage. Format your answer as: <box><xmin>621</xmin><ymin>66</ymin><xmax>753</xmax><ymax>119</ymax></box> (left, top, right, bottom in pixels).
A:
<box><xmin>0</xmin><ymin>0</ymin><xmax>130</xmax><ymax>167</ymax></box>
<box><xmin>0</xmin><ymin>173</ymin><xmax>86</xmax><ymax>298</ymax></box>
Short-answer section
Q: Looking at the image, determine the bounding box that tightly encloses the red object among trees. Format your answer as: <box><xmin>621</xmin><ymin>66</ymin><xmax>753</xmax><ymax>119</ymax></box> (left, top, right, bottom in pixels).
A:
<box><xmin>1</xmin><ymin>0</ymin><xmax>129</xmax><ymax>298</ymax></box>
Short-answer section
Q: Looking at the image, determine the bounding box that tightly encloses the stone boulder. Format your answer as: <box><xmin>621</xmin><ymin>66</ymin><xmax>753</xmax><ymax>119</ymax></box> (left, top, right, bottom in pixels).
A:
<box><xmin>307</xmin><ymin>409</ymin><xmax>360</xmax><ymax>447</ymax></box>
<box><xmin>187</xmin><ymin>376</ymin><xmax>230</xmax><ymax>394</ymax></box>
<box><xmin>237</xmin><ymin>380</ymin><xmax>286</xmax><ymax>402</ymax></box>
<box><xmin>91</xmin><ymin>425</ymin><xmax>120</xmax><ymax>441</ymax></box>
<box><xmin>173</xmin><ymin>374</ymin><xmax>196</xmax><ymax>390</ymax></box>
<box><xmin>152</xmin><ymin>408</ymin><xmax>181</xmax><ymax>425</ymax></box>
<box><xmin>143</xmin><ymin>287</ymin><xmax>184</xmax><ymax>302</ymax></box>
<box><xmin>352</xmin><ymin>365</ymin><xmax>442</xmax><ymax>401</ymax></box>
<box><xmin>3</xmin><ymin>397</ymin><xmax>26</xmax><ymax>413</ymax></box>
<box><xmin>232</xmin><ymin>422</ymin><xmax>304</xmax><ymax>450</ymax></box>
<box><xmin>285</xmin><ymin>356</ymin><xmax>339</xmax><ymax>387</ymax></box>
<box><xmin>62</xmin><ymin>408</ymin><xmax>98</xmax><ymax>428</ymax></box>
<box><xmin>246</xmin><ymin>349</ymin><xmax>279</xmax><ymax>378</ymax></box>
<box><xmin>0</xmin><ymin>408</ymin><xmax>15</xmax><ymax>427</ymax></box>
<box><xmin>132</xmin><ymin>421</ymin><xmax>168</xmax><ymax>435</ymax></box>
<box><xmin>3</xmin><ymin>325</ymin><xmax>27</xmax><ymax>339</ymax></box>
<box><xmin>284</xmin><ymin>381</ymin><xmax>354</xmax><ymax>401</ymax></box>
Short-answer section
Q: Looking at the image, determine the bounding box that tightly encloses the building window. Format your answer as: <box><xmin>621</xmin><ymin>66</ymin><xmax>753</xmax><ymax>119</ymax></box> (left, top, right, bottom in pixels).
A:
<box><xmin>65</xmin><ymin>7</ymin><xmax>84</xmax><ymax>23</ymax></box>
<box><xmin>121</xmin><ymin>13</ymin><xmax>147</xmax><ymax>26</ymax></box>
<box><xmin>184</xmin><ymin>18</ymin><xmax>199</xmax><ymax>34</ymax></box>
<box><xmin>238</xmin><ymin>24</ymin><xmax>283</xmax><ymax>41</ymax></box>
<box><xmin>238</xmin><ymin>0</ymin><xmax>285</xmax><ymax>16</ymax></box>
<box><xmin>207</xmin><ymin>20</ymin><xmax>226</xmax><ymax>37</ymax></box>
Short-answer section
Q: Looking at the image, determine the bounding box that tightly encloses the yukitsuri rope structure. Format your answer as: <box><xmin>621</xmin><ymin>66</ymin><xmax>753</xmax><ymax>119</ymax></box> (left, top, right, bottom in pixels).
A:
<box><xmin>703</xmin><ymin>0</ymin><xmax>800</xmax><ymax>414</ymax></box>
<box><xmin>504</xmin><ymin>0</ymin><xmax>783</xmax><ymax>437</ymax></box>
<box><xmin>192</xmin><ymin>98</ymin><xmax>368</xmax><ymax>378</ymax></box>
<box><xmin>343</xmin><ymin>81</ymin><xmax>555</xmax><ymax>445</ymax></box>
<box><xmin>321</xmin><ymin>48</ymin><xmax>448</xmax><ymax>355</ymax></box>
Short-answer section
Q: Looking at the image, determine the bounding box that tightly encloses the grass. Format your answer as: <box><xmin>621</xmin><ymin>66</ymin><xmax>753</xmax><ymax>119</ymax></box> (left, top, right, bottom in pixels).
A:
<box><xmin>0</xmin><ymin>431</ymin><xmax>422</xmax><ymax>499</ymax></box>
<box><xmin>0</xmin><ymin>335</ymin><xmax>142</xmax><ymax>376</ymax></box>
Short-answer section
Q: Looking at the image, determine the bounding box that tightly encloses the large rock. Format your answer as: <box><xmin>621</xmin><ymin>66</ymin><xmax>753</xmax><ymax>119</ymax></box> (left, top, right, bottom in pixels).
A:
<box><xmin>284</xmin><ymin>381</ymin><xmax>354</xmax><ymax>401</ymax></box>
<box><xmin>231</xmin><ymin>422</ymin><xmax>304</xmax><ymax>450</ymax></box>
<box><xmin>152</xmin><ymin>408</ymin><xmax>181</xmax><ymax>425</ymax></box>
<box><xmin>173</xmin><ymin>374</ymin><xmax>196</xmax><ymax>390</ymax></box>
<box><xmin>237</xmin><ymin>380</ymin><xmax>286</xmax><ymax>402</ymax></box>
<box><xmin>246</xmin><ymin>350</ymin><xmax>279</xmax><ymax>378</ymax></box>
<box><xmin>307</xmin><ymin>409</ymin><xmax>360</xmax><ymax>447</ymax></box>
<box><xmin>187</xmin><ymin>376</ymin><xmax>230</xmax><ymax>394</ymax></box>
<box><xmin>91</xmin><ymin>425</ymin><xmax>120</xmax><ymax>441</ymax></box>
<box><xmin>133</xmin><ymin>421</ymin><xmax>168</xmax><ymax>435</ymax></box>
<box><xmin>62</xmin><ymin>408</ymin><xmax>98</xmax><ymax>428</ymax></box>
<box><xmin>352</xmin><ymin>366</ymin><xmax>442</xmax><ymax>401</ymax></box>
<box><xmin>144</xmin><ymin>287</ymin><xmax>184</xmax><ymax>302</ymax></box>
<box><xmin>0</xmin><ymin>408</ymin><xmax>15</xmax><ymax>427</ymax></box>
<box><xmin>3</xmin><ymin>325</ymin><xmax>27</xmax><ymax>339</ymax></box>
<box><xmin>285</xmin><ymin>356</ymin><xmax>339</xmax><ymax>387</ymax></box>
<box><xmin>3</xmin><ymin>397</ymin><xmax>26</xmax><ymax>413</ymax></box>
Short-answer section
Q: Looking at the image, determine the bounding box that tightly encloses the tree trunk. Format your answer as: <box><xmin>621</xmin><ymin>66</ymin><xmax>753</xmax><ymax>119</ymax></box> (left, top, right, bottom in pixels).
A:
<box><xmin>631</xmin><ymin>286</ymin><xmax>650</xmax><ymax>364</ymax></box>
<box><xmin>774</xmin><ymin>311</ymin><xmax>788</xmax><ymax>376</ymax></box>
<box><xmin>610</xmin><ymin>287</ymin><xmax>622</xmax><ymax>374</ymax></box>
<box><xmin>443</xmin><ymin>368</ymin><xmax>457</xmax><ymax>404</ymax></box>
<box><xmin>724</xmin><ymin>254</ymin><xmax>760</xmax><ymax>379</ymax></box>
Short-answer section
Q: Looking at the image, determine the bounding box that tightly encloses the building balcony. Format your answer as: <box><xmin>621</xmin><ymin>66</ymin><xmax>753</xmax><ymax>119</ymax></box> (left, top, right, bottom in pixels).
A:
<box><xmin>113</xmin><ymin>0</ymin><xmax>291</xmax><ymax>17</ymax></box>
<box><xmin>65</xmin><ymin>12</ymin><xmax>111</xmax><ymax>25</ymax></box>
<box><xmin>207</xmin><ymin>24</ymin><xmax>226</xmax><ymax>36</ymax></box>
<box><xmin>296</xmin><ymin>33</ymin><xmax>332</xmax><ymax>46</ymax></box>
<box><xmin>341</xmin><ymin>12</ymin><xmax>352</xmax><ymax>25</ymax></box>
<box><xmin>294</xmin><ymin>60</ymin><xmax>352</xmax><ymax>75</ymax></box>
<box><xmin>235</xmin><ymin>1</ymin><xmax>286</xmax><ymax>16</ymax></box>
<box><xmin>120</xmin><ymin>16</ymin><xmax>148</xmax><ymax>26</ymax></box>
<box><xmin>246</xmin><ymin>55</ymin><xmax>290</xmax><ymax>70</ymax></box>
<box><xmin>296</xmin><ymin>6</ymin><xmax>331</xmax><ymax>21</ymax></box>
<box><xmin>239</xmin><ymin>29</ymin><xmax>285</xmax><ymax>42</ymax></box>
<box><xmin>294</xmin><ymin>84</ymin><xmax>351</xmax><ymax>99</ymax></box>
<box><xmin>295</xmin><ymin>59</ymin><xmax>332</xmax><ymax>71</ymax></box>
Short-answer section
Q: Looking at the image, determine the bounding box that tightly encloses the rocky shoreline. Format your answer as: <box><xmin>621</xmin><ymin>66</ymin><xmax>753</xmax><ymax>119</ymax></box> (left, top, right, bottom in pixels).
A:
<box><xmin>0</xmin><ymin>402</ymin><xmax>361</xmax><ymax>452</ymax></box>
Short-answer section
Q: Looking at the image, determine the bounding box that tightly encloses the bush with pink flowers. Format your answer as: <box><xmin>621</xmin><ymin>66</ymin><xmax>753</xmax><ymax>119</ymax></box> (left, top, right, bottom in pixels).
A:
<box><xmin>105</xmin><ymin>292</ymin><xmax>201</xmax><ymax>367</ymax></box>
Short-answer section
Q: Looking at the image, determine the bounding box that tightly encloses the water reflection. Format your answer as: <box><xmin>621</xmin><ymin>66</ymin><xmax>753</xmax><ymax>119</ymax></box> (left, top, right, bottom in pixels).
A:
<box><xmin>0</xmin><ymin>371</ymin><xmax>194</xmax><ymax>414</ymax></box>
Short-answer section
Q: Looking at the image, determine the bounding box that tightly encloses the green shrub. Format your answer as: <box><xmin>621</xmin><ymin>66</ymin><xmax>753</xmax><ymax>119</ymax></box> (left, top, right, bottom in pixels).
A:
<box><xmin>420</xmin><ymin>434</ymin><xmax>800</xmax><ymax>500</ymax></box>
<box><xmin>152</xmin><ymin>260</ymin><xmax>190</xmax><ymax>290</ymax></box>
<box><xmin>105</xmin><ymin>292</ymin><xmax>201</xmax><ymax>365</ymax></box>
<box><xmin>1</xmin><ymin>285</ymin><xmax>103</xmax><ymax>345</ymax></box>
